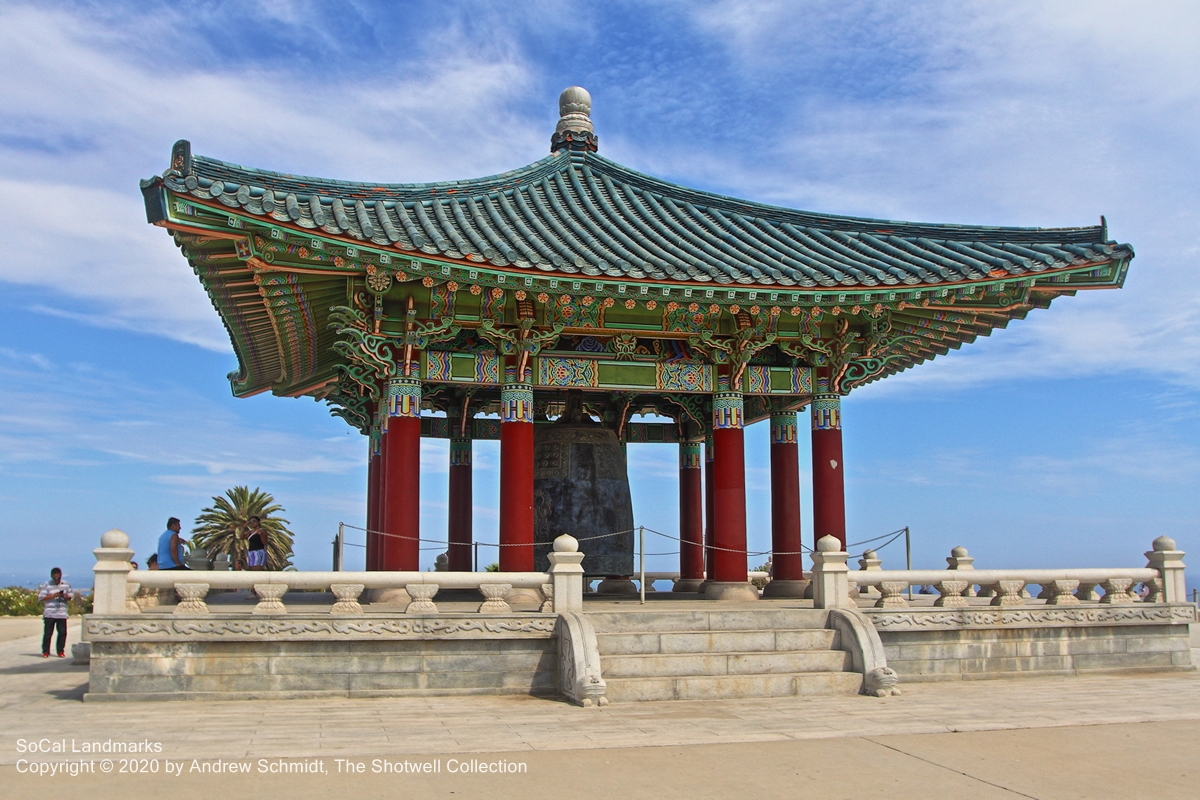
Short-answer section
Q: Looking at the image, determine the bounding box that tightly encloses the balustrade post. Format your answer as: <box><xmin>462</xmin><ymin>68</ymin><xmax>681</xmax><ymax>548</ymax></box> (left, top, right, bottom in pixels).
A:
<box><xmin>1145</xmin><ymin>536</ymin><xmax>1186</xmax><ymax>603</ymax></box>
<box><xmin>478</xmin><ymin>584</ymin><xmax>513</xmax><ymax>614</ymax></box>
<box><xmin>1046</xmin><ymin>579</ymin><xmax>1081</xmax><ymax>605</ymax></box>
<box><xmin>945</xmin><ymin>546</ymin><xmax>977</xmax><ymax>597</ymax></box>
<box><xmin>1099</xmin><ymin>578</ymin><xmax>1135</xmax><ymax>604</ymax></box>
<box><xmin>548</xmin><ymin>534</ymin><xmax>585</xmax><ymax>613</ymax></box>
<box><xmin>175</xmin><ymin>583</ymin><xmax>211</xmax><ymax>614</ymax></box>
<box><xmin>990</xmin><ymin>580</ymin><xmax>1025</xmax><ymax>607</ymax></box>
<box><xmin>330</xmin><ymin>584</ymin><xmax>365</xmax><ymax>614</ymax></box>
<box><xmin>933</xmin><ymin>580</ymin><xmax>969</xmax><ymax>608</ymax></box>
<box><xmin>857</xmin><ymin>549</ymin><xmax>883</xmax><ymax>598</ymax></box>
<box><xmin>875</xmin><ymin>581</ymin><xmax>909</xmax><ymax>609</ymax></box>
<box><xmin>405</xmin><ymin>584</ymin><xmax>439</xmax><ymax>614</ymax></box>
<box><xmin>92</xmin><ymin>529</ymin><xmax>134</xmax><ymax>616</ymax></box>
<box><xmin>252</xmin><ymin>584</ymin><xmax>287</xmax><ymax>614</ymax></box>
<box><xmin>811</xmin><ymin>535</ymin><xmax>851</xmax><ymax>609</ymax></box>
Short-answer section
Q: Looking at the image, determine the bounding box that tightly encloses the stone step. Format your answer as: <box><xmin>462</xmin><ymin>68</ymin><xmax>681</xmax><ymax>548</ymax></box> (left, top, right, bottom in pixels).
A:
<box><xmin>602</xmin><ymin>649</ymin><xmax>852</xmax><ymax>678</ymax></box>
<box><xmin>585</xmin><ymin>608</ymin><xmax>830</xmax><ymax>634</ymax></box>
<box><xmin>604</xmin><ymin>670</ymin><xmax>863</xmax><ymax>702</ymax></box>
<box><xmin>596</xmin><ymin>628</ymin><xmax>840</xmax><ymax>656</ymax></box>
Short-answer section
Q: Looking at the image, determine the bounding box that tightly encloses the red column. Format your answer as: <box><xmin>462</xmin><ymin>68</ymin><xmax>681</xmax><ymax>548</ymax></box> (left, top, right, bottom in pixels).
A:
<box><xmin>448</xmin><ymin>433</ymin><xmax>473</xmax><ymax>571</ymax></box>
<box><xmin>381</xmin><ymin>377</ymin><xmax>421</xmax><ymax>570</ymax></box>
<box><xmin>499</xmin><ymin>380</ymin><xmax>534</xmax><ymax>572</ymax></box>
<box><xmin>677</xmin><ymin>440</ymin><xmax>705</xmax><ymax>588</ymax></box>
<box><xmin>710</xmin><ymin>387</ymin><xmax>748</xmax><ymax>584</ymax></box>
<box><xmin>703</xmin><ymin>431</ymin><xmax>714</xmax><ymax>581</ymax></box>
<box><xmin>810</xmin><ymin>385</ymin><xmax>846</xmax><ymax>548</ymax></box>
<box><xmin>769</xmin><ymin>411</ymin><xmax>804</xmax><ymax>580</ymax></box>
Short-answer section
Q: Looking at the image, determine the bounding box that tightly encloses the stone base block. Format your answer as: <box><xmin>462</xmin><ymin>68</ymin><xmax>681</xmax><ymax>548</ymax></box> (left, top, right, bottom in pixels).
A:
<box><xmin>761</xmin><ymin>579</ymin><xmax>810</xmax><ymax>598</ymax></box>
<box><xmin>84</xmin><ymin>635</ymin><xmax>558</xmax><ymax>701</ymax></box>
<box><xmin>596</xmin><ymin>578</ymin><xmax>637</xmax><ymax>594</ymax></box>
<box><xmin>671</xmin><ymin>578</ymin><xmax>705</xmax><ymax>593</ymax></box>
<box><xmin>703</xmin><ymin>582</ymin><xmax>760</xmax><ymax>602</ymax></box>
<box><xmin>366</xmin><ymin>587</ymin><xmax>411</xmax><ymax>606</ymax></box>
<box><xmin>503</xmin><ymin>587</ymin><xmax>543</xmax><ymax>606</ymax></box>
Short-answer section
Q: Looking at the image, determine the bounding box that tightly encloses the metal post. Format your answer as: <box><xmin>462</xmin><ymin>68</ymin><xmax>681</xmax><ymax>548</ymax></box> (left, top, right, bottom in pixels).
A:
<box><xmin>338</xmin><ymin>523</ymin><xmax>345</xmax><ymax>572</ymax></box>
<box><xmin>905</xmin><ymin>526</ymin><xmax>913</xmax><ymax>601</ymax></box>
<box><xmin>639</xmin><ymin>525</ymin><xmax>646</xmax><ymax>605</ymax></box>
<box><xmin>473</xmin><ymin>541</ymin><xmax>478</xmax><ymax>573</ymax></box>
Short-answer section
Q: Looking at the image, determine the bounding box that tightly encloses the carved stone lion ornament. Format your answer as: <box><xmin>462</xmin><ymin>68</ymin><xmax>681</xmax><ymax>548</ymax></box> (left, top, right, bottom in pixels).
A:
<box><xmin>865</xmin><ymin>666</ymin><xmax>901</xmax><ymax>697</ymax></box>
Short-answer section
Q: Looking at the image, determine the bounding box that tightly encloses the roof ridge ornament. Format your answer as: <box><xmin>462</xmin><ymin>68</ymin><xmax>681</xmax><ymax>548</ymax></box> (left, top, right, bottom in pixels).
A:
<box><xmin>551</xmin><ymin>86</ymin><xmax>598</xmax><ymax>154</ymax></box>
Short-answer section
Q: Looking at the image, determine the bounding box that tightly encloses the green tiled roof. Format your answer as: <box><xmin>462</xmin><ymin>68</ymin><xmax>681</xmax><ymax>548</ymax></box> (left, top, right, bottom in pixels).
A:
<box><xmin>158</xmin><ymin>142</ymin><xmax>1131</xmax><ymax>290</ymax></box>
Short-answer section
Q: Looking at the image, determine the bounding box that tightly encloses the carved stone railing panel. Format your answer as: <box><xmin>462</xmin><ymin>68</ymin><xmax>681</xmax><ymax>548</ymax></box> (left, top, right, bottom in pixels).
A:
<box><xmin>933</xmin><ymin>580</ymin><xmax>969</xmax><ymax>608</ymax></box>
<box><xmin>479</xmin><ymin>584</ymin><xmax>513</xmax><ymax>614</ymax></box>
<box><xmin>405</xmin><ymin>583</ymin><xmax>439</xmax><ymax>614</ymax></box>
<box><xmin>1046</xmin><ymin>579</ymin><xmax>1080</xmax><ymax>606</ymax></box>
<box><xmin>866</xmin><ymin>603</ymin><xmax>1197</xmax><ymax>631</ymax></box>
<box><xmin>330</xmin><ymin>583</ymin><xmax>364</xmax><ymax>614</ymax></box>
<box><xmin>540</xmin><ymin>584</ymin><xmax>554</xmax><ymax>613</ymax></box>
<box><xmin>174</xmin><ymin>583</ymin><xmax>210</xmax><ymax>615</ymax></box>
<box><xmin>84</xmin><ymin>615</ymin><xmax>559</xmax><ymax>642</ymax></box>
<box><xmin>557</xmin><ymin>612</ymin><xmax>608</xmax><ymax>707</ymax></box>
<box><xmin>252</xmin><ymin>583</ymin><xmax>287</xmax><ymax>615</ymax></box>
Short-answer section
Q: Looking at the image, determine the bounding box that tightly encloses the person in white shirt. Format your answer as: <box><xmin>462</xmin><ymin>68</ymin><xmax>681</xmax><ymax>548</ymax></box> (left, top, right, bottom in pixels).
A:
<box><xmin>37</xmin><ymin>568</ymin><xmax>73</xmax><ymax>658</ymax></box>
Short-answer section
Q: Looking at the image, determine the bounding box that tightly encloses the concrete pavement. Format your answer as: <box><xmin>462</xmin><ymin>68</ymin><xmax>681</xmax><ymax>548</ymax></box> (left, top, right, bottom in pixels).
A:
<box><xmin>1</xmin><ymin>620</ymin><xmax>1198</xmax><ymax>798</ymax></box>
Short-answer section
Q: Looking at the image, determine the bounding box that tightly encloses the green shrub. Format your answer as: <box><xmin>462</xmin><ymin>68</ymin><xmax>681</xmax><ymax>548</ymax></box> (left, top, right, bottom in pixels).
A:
<box><xmin>0</xmin><ymin>587</ymin><xmax>42</xmax><ymax>616</ymax></box>
<box><xmin>485</xmin><ymin>562</ymin><xmax>499</xmax><ymax>572</ymax></box>
<box><xmin>68</xmin><ymin>592</ymin><xmax>93</xmax><ymax>616</ymax></box>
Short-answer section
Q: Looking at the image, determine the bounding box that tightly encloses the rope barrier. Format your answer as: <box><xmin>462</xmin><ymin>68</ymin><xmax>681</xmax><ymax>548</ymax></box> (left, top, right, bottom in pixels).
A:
<box><xmin>338</xmin><ymin>522</ymin><xmax>634</xmax><ymax>548</ymax></box>
<box><xmin>338</xmin><ymin>521</ymin><xmax>908</xmax><ymax>564</ymax></box>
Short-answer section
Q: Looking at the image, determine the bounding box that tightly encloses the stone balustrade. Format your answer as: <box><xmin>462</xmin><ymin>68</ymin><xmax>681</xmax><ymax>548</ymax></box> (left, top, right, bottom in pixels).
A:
<box><xmin>812</xmin><ymin>535</ymin><xmax>1189</xmax><ymax>611</ymax></box>
<box><xmin>90</xmin><ymin>529</ymin><xmax>587</xmax><ymax>616</ymax></box>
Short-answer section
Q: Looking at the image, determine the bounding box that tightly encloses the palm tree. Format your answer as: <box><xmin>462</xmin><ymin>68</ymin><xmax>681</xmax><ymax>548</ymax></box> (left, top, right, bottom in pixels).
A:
<box><xmin>192</xmin><ymin>486</ymin><xmax>294</xmax><ymax>570</ymax></box>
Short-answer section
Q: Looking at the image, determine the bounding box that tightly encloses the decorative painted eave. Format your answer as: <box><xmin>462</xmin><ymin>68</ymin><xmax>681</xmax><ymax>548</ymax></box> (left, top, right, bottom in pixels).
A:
<box><xmin>139</xmin><ymin>88</ymin><xmax>1133</xmax><ymax>413</ymax></box>
<box><xmin>146</xmin><ymin>139</ymin><xmax>1132</xmax><ymax>291</ymax></box>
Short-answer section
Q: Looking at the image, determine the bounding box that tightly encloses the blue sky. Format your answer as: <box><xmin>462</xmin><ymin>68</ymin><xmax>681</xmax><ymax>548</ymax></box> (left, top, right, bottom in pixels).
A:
<box><xmin>1</xmin><ymin>1</ymin><xmax>1198</xmax><ymax>591</ymax></box>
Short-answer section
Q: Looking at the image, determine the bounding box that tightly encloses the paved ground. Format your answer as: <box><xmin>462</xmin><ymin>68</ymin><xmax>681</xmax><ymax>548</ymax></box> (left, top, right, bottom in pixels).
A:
<box><xmin>1</xmin><ymin>618</ymin><xmax>1198</xmax><ymax>798</ymax></box>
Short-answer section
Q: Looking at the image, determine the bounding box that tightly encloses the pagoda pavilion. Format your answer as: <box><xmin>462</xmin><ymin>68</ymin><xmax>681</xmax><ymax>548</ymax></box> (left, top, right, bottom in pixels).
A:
<box><xmin>140</xmin><ymin>87</ymin><xmax>1132</xmax><ymax>599</ymax></box>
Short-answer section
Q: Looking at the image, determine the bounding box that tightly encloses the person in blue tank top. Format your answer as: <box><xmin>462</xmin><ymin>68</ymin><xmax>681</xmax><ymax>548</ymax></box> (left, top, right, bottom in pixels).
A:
<box><xmin>157</xmin><ymin>517</ymin><xmax>189</xmax><ymax>570</ymax></box>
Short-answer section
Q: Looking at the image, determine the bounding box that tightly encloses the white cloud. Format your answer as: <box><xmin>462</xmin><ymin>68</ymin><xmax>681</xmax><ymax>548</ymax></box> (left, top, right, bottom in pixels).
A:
<box><xmin>0</xmin><ymin>348</ymin><xmax>361</xmax><ymax>478</ymax></box>
<box><xmin>643</xmin><ymin>1</ymin><xmax>1200</xmax><ymax>392</ymax></box>
<box><xmin>0</xmin><ymin>3</ymin><xmax>545</xmax><ymax>350</ymax></box>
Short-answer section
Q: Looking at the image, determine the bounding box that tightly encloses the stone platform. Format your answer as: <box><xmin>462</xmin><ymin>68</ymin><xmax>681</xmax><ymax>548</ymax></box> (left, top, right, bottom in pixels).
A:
<box><xmin>3</xmin><ymin>620</ymin><xmax>1200</xmax><ymax>798</ymax></box>
<box><xmin>81</xmin><ymin>589</ymin><xmax>1195</xmax><ymax>704</ymax></box>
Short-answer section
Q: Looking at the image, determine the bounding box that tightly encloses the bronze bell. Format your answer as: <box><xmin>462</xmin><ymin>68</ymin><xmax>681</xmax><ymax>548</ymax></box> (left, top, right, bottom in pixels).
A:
<box><xmin>533</xmin><ymin>392</ymin><xmax>634</xmax><ymax>575</ymax></box>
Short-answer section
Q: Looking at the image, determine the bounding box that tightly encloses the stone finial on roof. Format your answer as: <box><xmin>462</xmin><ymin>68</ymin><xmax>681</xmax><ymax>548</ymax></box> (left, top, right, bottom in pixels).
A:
<box><xmin>551</xmin><ymin>86</ymin><xmax>598</xmax><ymax>154</ymax></box>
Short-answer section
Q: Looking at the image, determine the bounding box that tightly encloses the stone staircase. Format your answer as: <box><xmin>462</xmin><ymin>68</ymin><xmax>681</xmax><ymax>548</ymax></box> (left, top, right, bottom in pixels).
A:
<box><xmin>586</xmin><ymin>607</ymin><xmax>864</xmax><ymax>702</ymax></box>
